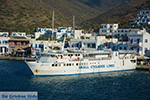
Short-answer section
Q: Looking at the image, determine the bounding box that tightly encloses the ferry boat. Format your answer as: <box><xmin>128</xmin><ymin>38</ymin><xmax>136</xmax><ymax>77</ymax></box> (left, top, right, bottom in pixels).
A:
<box><xmin>25</xmin><ymin>50</ymin><xmax>137</xmax><ymax>76</ymax></box>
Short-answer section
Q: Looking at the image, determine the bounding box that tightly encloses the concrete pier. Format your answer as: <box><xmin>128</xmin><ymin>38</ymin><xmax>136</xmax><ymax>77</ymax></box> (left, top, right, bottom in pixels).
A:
<box><xmin>136</xmin><ymin>65</ymin><xmax>150</xmax><ymax>71</ymax></box>
<box><xmin>0</xmin><ymin>56</ymin><xmax>36</xmax><ymax>61</ymax></box>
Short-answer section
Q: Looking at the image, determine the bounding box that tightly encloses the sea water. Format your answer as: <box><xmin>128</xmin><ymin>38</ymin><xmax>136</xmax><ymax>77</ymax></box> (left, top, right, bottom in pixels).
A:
<box><xmin>0</xmin><ymin>60</ymin><xmax>150</xmax><ymax>100</ymax></box>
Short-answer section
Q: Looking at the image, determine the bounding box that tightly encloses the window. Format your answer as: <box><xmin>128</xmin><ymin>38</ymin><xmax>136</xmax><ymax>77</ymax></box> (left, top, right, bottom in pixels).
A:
<box><xmin>120</xmin><ymin>47</ymin><xmax>122</xmax><ymax>50</ymax></box>
<box><xmin>124</xmin><ymin>47</ymin><xmax>127</xmax><ymax>50</ymax></box>
<box><xmin>130</xmin><ymin>39</ymin><xmax>133</xmax><ymax>44</ymax></box>
<box><xmin>131</xmin><ymin>60</ymin><xmax>136</xmax><ymax>63</ymax></box>
<box><xmin>5</xmin><ymin>41</ymin><xmax>8</xmax><ymax>44</ymax></box>
<box><xmin>145</xmin><ymin>39</ymin><xmax>148</xmax><ymax>43</ymax></box>
<box><xmin>145</xmin><ymin>48</ymin><xmax>148</xmax><ymax>53</ymax></box>
<box><xmin>6</xmin><ymin>48</ymin><xmax>8</xmax><ymax>52</ymax></box>
<box><xmin>35</xmin><ymin>44</ymin><xmax>37</xmax><ymax>48</ymax></box>
<box><xmin>137</xmin><ymin>39</ymin><xmax>140</xmax><ymax>44</ymax></box>
<box><xmin>137</xmin><ymin>48</ymin><xmax>139</xmax><ymax>52</ymax></box>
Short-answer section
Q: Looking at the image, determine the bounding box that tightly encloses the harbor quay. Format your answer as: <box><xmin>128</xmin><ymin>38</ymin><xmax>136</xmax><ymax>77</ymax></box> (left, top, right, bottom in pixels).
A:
<box><xmin>137</xmin><ymin>56</ymin><xmax>150</xmax><ymax>71</ymax></box>
<box><xmin>136</xmin><ymin>65</ymin><xmax>150</xmax><ymax>71</ymax></box>
<box><xmin>0</xmin><ymin>55</ymin><xmax>36</xmax><ymax>61</ymax></box>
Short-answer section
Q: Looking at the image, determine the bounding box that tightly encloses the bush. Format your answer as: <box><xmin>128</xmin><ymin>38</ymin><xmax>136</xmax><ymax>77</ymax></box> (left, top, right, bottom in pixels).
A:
<box><xmin>36</xmin><ymin>37</ymin><xmax>54</xmax><ymax>40</ymax></box>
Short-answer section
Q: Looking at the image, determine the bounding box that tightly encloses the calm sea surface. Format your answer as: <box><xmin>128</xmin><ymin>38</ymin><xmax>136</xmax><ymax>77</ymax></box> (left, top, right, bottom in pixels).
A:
<box><xmin>0</xmin><ymin>60</ymin><xmax>150</xmax><ymax>100</ymax></box>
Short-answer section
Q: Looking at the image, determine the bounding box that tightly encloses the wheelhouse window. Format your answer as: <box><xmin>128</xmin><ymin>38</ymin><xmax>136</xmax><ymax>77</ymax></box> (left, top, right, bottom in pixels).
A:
<box><xmin>131</xmin><ymin>60</ymin><xmax>136</xmax><ymax>63</ymax></box>
<box><xmin>64</xmin><ymin>54</ymin><xmax>67</xmax><ymax>56</ymax></box>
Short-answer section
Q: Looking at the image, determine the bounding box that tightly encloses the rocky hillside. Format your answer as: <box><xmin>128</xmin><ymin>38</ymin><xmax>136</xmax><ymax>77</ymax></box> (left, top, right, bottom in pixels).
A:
<box><xmin>0</xmin><ymin>0</ymin><xmax>129</xmax><ymax>33</ymax></box>
<box><xmin>82</xmin><ymin>0</ymin><xmax>150</xmax><ymax>30</ymax></box>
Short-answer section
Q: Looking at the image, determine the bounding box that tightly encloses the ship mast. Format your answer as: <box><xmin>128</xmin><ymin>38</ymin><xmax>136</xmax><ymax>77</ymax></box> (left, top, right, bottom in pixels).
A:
<box><xmin>52</xmin><ymin>11</ymin><xmax>55</xmax><ymax>41</ymax></box>
<box><xmin>73</xmin><ymin>15</ymin><xmax>75</xmax><ymax>37</ymax></box>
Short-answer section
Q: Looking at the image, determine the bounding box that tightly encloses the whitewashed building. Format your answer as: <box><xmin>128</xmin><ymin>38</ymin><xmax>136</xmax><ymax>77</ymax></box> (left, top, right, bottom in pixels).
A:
<box><xmin>113</xmin><ymin>29</ymin><xmax>140</xmax><ymax>38</ymax></box>
<box><xmin>69</xmin><ymin>36</ymin><xmax>118</xmax><ymax>50</ymax></box>
<box><xmin>130</xmin><ymin>9</ymin><xmax>150</xmax><ymax>27</ymax></box>
<box><xmin>0</xmin><ymin>32</ymin><xmax>9</xmax><ymax>54</ymax></box>
<box><xmin>74</xmin><ymin>30</ymin><xmax>85</xmax><ymax>39</ymax></box>
<box><xmin>110</xmin><ymin>28</ymin><xmax>150</xmax><ymax>56</ymax></box>
<box><xmin>34</xmin><ymin>28</ymin><xmax>53</xmax><ymax>39</ymax></box>
<box><xmin>11</xmin><ymin>32</ymin><xmax>26</xmax><ymax>37</ymax></box>
<box><xmin>99</xmin><ymin>24</ymin><xmax>118</xmax><ymax>35</ymax></box>
<box><xmin>31</xmin><ymin>39</ymin><xmax>63</xmax><ymax>54</ymax></box>
<box><xmin>128</xmin><ymin>29</ymin><xmax>150</xmax><ymax>55</ymax></box>
<box><xmin>54</xmin><ymin>27</ymin><xmax>73</xmax><ymax>39</ymax></box>
<box><xmin>99</xmin><ymin>24</ymin><xmax>140</xmax><ymax>38</ymax></box>
<box><xmin>31</xmin><ymin>39</ymin><xmax>49</xmax><ymax>54</ymax></box>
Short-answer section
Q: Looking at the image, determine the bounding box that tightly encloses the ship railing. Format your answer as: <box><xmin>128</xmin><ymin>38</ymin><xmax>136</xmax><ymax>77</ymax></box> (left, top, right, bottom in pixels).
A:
<box><xmin>84</xmin><ymin>57</ymin><xmax>111</xmax><ymax>60</ymax></box>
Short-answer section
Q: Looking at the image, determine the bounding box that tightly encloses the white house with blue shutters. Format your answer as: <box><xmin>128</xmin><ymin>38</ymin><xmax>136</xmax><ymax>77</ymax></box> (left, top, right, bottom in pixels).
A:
<box><xmin>128</xmin><ymin>28</ymin><xmax>150</xmax><ymax>55</ymax></box>
<box><xmin>54</xmin><ymin>27</ymin><xmax>73</xmax><ymax>39</ymax></box>
<box><xmin>11</xmin><ymin>32</ymin><xmax>26</xmax><ymax>37</ymax></box>
<box><xmin>99</xmin><ymin>24</ymin><xmax>118</xmax><ymax>35</ymax></box>
<box><xmin>129</xmin><ymin>9</ymin><xmax>150</xmax><ymax>27</ymax></box>
<box><xmin>99</xmin><ymin>24</ymin><xmax>140</xmax><ymax>38</ymax></box>
<box><xmin>0</xmin><ymin>32</ymin><xmax>9</xmax><ymax>54</ymax></box>
<box><xmin>69</xmin><ymin>36</ymin><xmax>118</xmax><ymax>50</ymax></box>
<box><xmin>30</xmin><ymin>39</ymin><xmax>49</xmax><ymax>54</ymax></box>
<box><xmin>117</xmin><ymin>28</ymin><xmax>150</xmax><ymax>56</ymax></box>
<box><xmin>34</xmin><ymin>28</ymin><xmax>53</xmax><ymax>39</ymax></box>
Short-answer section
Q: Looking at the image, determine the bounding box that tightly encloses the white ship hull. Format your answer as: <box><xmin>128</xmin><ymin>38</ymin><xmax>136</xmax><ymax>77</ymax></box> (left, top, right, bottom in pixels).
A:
<box><xmin>26</xmin><ymin>51</ymin><xmax>136</xmax><ymax>76</ymax></box>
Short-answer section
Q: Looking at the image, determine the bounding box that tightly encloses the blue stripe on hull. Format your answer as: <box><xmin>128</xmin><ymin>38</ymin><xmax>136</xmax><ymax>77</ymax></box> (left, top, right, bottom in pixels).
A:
<box><xmin>32</xmin><ymin>69</ymin><xmax>136</xmax><ymax>77</ymax></box>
